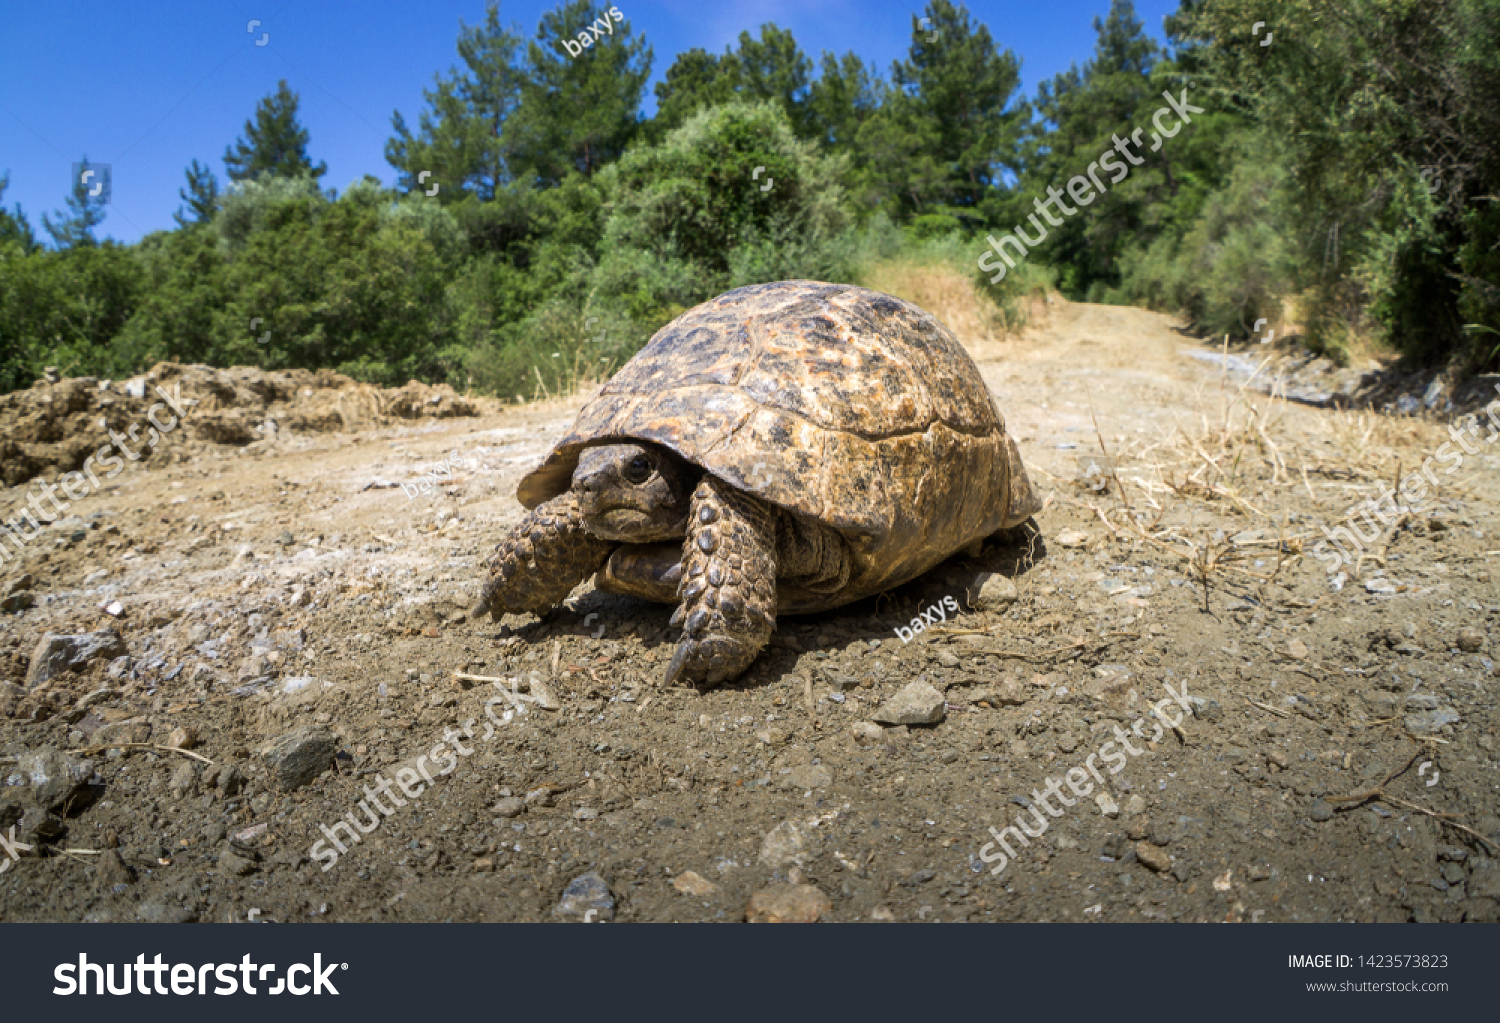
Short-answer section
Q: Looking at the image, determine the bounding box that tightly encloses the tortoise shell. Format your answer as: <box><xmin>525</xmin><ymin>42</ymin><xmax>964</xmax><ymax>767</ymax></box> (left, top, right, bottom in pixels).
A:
<box><xmin>517</xmin><ymin>280</ymin><xmax>1039</xmax><ymax>608</ymax></box>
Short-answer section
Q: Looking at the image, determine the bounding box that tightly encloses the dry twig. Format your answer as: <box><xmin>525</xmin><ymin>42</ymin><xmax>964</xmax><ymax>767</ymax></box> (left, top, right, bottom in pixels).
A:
<box><xmin>75</xmin><ymin>742</ymin><xmax>214</xmax><ymax>765</ymax></box>
<box><xmin>1326</xmin><ymin>748</ymin><xmax>1498</xmax><ymax>852</ymax></box>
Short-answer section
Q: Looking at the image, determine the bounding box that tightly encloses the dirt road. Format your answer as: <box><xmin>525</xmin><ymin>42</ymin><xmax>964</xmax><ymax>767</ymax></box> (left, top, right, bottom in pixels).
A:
<box><xmin>2</xmin><ymin>299</ymin><xmax>1497</xmax><ymax>923</ymax></box>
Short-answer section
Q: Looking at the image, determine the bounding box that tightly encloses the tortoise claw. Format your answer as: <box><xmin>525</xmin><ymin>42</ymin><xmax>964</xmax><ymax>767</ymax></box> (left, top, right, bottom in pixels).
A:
<box><xmin>664</xmin><ymin>642</ymin><xmax>691</xmax><ymax>687</ymax></box>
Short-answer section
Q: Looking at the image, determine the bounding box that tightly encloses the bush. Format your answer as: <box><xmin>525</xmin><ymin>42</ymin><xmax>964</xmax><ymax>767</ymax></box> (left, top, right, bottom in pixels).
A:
<box><xmin>0</xmin><ymin>242</ymin><xmax>146</xmax><ymax>388</ymax></box>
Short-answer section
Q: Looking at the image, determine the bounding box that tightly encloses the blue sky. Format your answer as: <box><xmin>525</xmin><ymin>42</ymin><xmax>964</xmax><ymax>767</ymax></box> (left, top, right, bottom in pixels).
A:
<box><xmin>0</xmin><ymin>0</ymin><xmax>1178</xmax><ymax>245</ymax></box>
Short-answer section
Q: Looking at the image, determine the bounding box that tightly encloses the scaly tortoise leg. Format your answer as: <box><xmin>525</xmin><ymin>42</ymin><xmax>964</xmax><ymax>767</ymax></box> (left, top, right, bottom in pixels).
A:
<box><xmin>665</xmin><ymin>476</ymin><xmax>778</xmax><ymax>686</ymax></box>
<box><xmin>473</xmin><ymin>492</ymin><xmax>616</xmax><ymax>619</ymax></box>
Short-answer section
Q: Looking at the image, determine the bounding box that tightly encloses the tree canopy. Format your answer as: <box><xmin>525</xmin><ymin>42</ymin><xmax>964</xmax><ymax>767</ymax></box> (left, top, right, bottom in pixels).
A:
<box><xmin>3</xmin><ymin>0</ymin><xmax>1498</xmax><ymax>397</ymax></box>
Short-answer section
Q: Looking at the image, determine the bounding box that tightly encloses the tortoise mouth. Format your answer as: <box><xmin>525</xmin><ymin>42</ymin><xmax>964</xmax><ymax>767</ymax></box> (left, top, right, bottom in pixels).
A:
<box><xmin>586</xmin><ymin>505</ymin><xmax>688</xmax><ymax>543</ymax></box>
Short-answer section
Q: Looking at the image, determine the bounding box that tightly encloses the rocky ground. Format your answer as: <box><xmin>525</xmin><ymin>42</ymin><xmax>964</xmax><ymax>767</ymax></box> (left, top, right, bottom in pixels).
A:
<box><xmin>1</xmin><ymin>302</ymin><xmax>1498</xmax><ymax>923</ymax></box>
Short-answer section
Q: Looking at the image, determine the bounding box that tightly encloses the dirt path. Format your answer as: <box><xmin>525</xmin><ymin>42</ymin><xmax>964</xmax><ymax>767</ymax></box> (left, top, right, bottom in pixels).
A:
<box><xmin>2</xmin><ymin>300</ymin><xmax>1497</xmax><ymax>924</ymax></box>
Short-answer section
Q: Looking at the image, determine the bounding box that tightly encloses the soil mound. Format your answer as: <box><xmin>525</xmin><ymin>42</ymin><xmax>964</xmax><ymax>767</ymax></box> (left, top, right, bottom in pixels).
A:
<box><xmin>0</xmin><ymin>363</ymin><xmax>481</xmax><ymax>487</ymax></box>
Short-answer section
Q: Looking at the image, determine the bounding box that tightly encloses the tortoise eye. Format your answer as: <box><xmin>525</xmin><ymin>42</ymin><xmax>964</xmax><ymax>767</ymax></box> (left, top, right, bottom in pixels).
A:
<box><xmin>623</xmin><ymin>456</ymin><xmax>653</xmax><ymax>484</ymax></box>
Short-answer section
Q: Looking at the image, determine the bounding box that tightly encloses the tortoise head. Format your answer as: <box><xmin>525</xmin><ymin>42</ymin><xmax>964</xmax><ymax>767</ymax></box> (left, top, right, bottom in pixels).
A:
<box><xmin>572</xmin><ymin>442</ymin><xmax>697</xmax><ymax>542</ymax></box>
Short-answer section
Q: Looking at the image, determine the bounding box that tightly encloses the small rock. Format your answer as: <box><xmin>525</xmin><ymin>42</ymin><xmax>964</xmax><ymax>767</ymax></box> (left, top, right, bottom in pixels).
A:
<box><xmin>218</xmin><ymin>846</ymin><xmax>259</xmax><ymax>876</ymax></box>
<box><xmin>787</xmin><ymin>764</ymin><xmax>833</xmax><ymax>789</ymax></box>
<box><xmin>0</xmin><ymin>681</ymin><xmax>24</xmax><ymax>717</ymax></box>
<box><xmin>26</xmin><ymin>628</ymin><xmax>128</xmax><ymax>687</ymax></box>
<box><xmin>1365</xmin><ymin>577</ymin><xmax>1398</xmax><ymax>594</ymax></box>
<box><xmin>968</xmin><ymin>573</ymin><xmax>1018</xmax><ymax>610</ymax></box>
<box><xmin>573</xmin><ymin>807</ymin><xmax>598</xmax><ymax>820</ymax></box>
<box><xmin>165</xmin><ymin>726</ymin><xmax>196</xmax><ymax>750</ymax></box>
<box><xmin>94</xmin><ymin>849</ymin><xmax>134</xmax><ymax>888</ymax></box>
<box><xmin>72</xmin><ymin>687</ymin><xmax>114</xmax><ymax>712</ymax></box>
<box><xmin>134</xmin><ymin>902</ymin><xmax>196</xmax><ymax>923</ymax></box>
<box><xmin>974</xmin><ymin>681</ymin><xmax>1026</xmax><ymax>707</ymax></box>
<box><xmin>1135</xmin><ymin>841</ymin><xmax>1173</xmax><ymax>873</ymax></box>
<box><xmin>0</xmin><ymin>590</ymin><xmax>34</xmax><ymax>612</ymax></box>
<box><xmin>1095</xmin><ymin>792</ymin><xmax>1120</xmax><ymax>817</ymax></box>
<box><xmin>216</xmin><ymin>765</ymin><xmax>245</xmax><ymax>797</ymax></box>
<box><xmin>1122</xmin><ymin>793</ymin><xmax>1146</xmax><ymax>817</ymax></box>
<box><xmin>553</xmin><ymin>871</ymin><xmax>614</xmax><ymax>922</ymax></box>
<box><xmin>1283</xmin><ymin>639</ymin><xmax>1309</xmax><ymax>660</ymax></box>
<box><xmin>1309</xmin><ymin>798</ymin><xmax>1334</xmax><ymax>822</ymax></box>
<box><xmin>849</xmin><ymin>721</ymin><xmax>884</xmax><ymax>744</ymax></box>
<box><xmin>1054</xmin><ymin>529</ymin><xmax>1090</xmax><ymax>548</ymax></box>
<box><xmin>237</xmin><ymin>652</ymin><xmax>278</xmax><ymax>681</ymax></box>
<box><xmin>755</xmin><ymin>726</ymin><xmax>792</xmax><ymax>746</ymax></box>
<box><xmin>1405</xmin><ymin>708</ymin><xmax>1461</xmax><ymax>735</ymax></box>
<box><xmin>233</xmin><ymin>822</ymin><xmax>269</xmax><ymax>846</ymax></box>
<box><xmin>258</xmin><ymin>727</ymin><xmax>338</xmax><ymax>790</ymax></box>
<box><xmin>14</xmin><ymin>747</ymin><xmax>94</xmax><ymax>813</ymax></box>
<box><xmin>492</xmin><ymin>796</ymin><xmax>524</xmax><ymax>818</ymax></box>
<box><xmin>92</xmin><ymin>717</ymin><xmax>151</xmax><ymax>746</ymax></box>
<box><xmin>745</xmin><ymin>883</ymin><xmax>831</xmax><ymax>923</ymax></box>
<box><xmin>672</xmin><ymin>870</ymin><xmax>717</xmax><ymax>897</ymax></box>
<box><xmin>1456</xmin><ymin>627</ymin><xmax>1486</xmax><ymax>653</ymax></box>
<box><xmin>759</xmin><ymin>820</ymin><xmax>811</xmax><ymax>868</ymax></box>
<box><xmin>872</xmin><ymin>681</ymin><xmax>946</xmax><ymax>726</ymax></box>
<box><xmin>168</xmin><ymin>762</ymin><xmax>197</xmax><ymax>796</ymax></box>
<box><xmin>1469</xmin><ymin>859</ymin><xmax>1500</xmax><ymax>900</ymax></box>
<box><xmin>18</xmin><ymin>807</ymin><xmax>65</xmax><ymax>845</ymax></box>
<box><xmin>529</xmin><ymin>678</ymin><xmax>562</xmax><ymax>711</ymax></box>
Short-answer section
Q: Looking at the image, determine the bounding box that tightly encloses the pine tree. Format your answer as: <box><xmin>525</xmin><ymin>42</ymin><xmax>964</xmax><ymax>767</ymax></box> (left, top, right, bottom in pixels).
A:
<box><xmin>0</xmin><ymin>171</ymin><xmax>37</xmax><ymax>252</ymax></box>
<box><xmin>891</xmin><ymin>0</ymin><xmax>1025</xmax><ymax>210</ymax></box>
<box><xmin>851</xmin><ymin>1</ymin><xmax>1023</xmax><ymax>219</ymax></box>
<box><xmin>734</xmin><ymin>25</ymin><xmax>814</xmax><ymax>135</ymax></box>
<box><xmin>223</xmin><ymin>80</ymin><xmax>328</xmax><ymax>183</ymax></box>
<box><xmin>41</xmin><ymin>157</ymin><xmax>107</xmax><ymax>248</ymax></box>
<box><xmin>385</xmin><ymin>1</ymin><xmax>524</xmax><ymax>202</ymax></box>
<box><xmin>173</xmin><ymin>159</ymin><xmax>221</xmax><ymax>226</ymax></box>
<box><xmin>807</xmin><ymin>51</ymin><xmax>879</xmax><ymax>151</ymax></box>
<box><xmin>1022</xmin><ymin>0</ymin><xmax>1168</xmax><ymax>293</ymax></box>
<box><xmin>650</xmin><ymin>48</ymin><xmax>739</xmax><ymax>140</ymax></box>
<box><xmin>505</xmin><ymin>0</ymin><xmax>652</xmax><ymax>185</ymax></box>
<box><xmin>650</xmin><ymin>25</ymin><xmax>818</xmax><ymax>141</ymax></box>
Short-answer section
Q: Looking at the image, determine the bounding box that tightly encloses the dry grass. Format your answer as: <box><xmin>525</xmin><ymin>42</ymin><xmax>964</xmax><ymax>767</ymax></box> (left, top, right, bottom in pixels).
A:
<box><xmin>1040</xmin><ymin>336</ymin><xmax>1450</xmax><ymax>608</ymax></box>
<box><xmin>526</xmin><ymin>347</ymin><xmax>621</xmax><ymax>405</ymax></box>
<box><xmin>860</xmin><ymin>261</ymin><xmax>1016</xmax><ymax>350</ymax></box>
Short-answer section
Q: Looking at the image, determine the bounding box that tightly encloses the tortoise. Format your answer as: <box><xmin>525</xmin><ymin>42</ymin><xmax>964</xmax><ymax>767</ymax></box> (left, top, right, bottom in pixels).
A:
<box><xmin>473</xmin><ymin>280</ymin><xmax>1040</xmax><ymax>685</ymax></box>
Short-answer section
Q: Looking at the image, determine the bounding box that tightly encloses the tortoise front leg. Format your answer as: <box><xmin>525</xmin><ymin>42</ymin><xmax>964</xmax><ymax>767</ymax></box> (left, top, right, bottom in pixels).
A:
<box><xmin>665</xmin><ymin>476</ymin><xmax>778</xmax><ymax>686</ymax></box>
<box><xmin>473</xmin><ymin>492</ymin><xmax>616</xmax><ymax>619</ymax></box>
